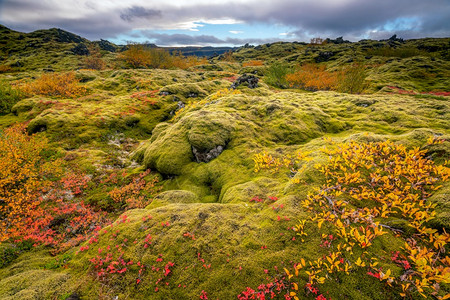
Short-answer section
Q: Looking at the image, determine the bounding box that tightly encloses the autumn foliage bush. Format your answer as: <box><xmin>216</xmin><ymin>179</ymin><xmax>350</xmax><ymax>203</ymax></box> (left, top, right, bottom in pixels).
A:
<box><xmin>0</xmin><ymin>124</ymin><xmax>60</xmax><ymax>242</ymax></box>
<box><xmin>286</xmin><ymin>63</ymin><xmax>340</xmax><ymax>91</ymax></box>
<box><xmin>107</xmin><ymin>169</ymin><xmax>159</xmax><ymax>209</ymax></box>
<box><xmin>243</xmin><ymin>60</ymin><xmax>264</xmax><ymax>67</ymax></box>
<box><xmin>21</xmin><ymin>71</ymin><xmax>86</xmax><ymax>98</ymax></box>
<box><xmin>83</xmin><ymin>44</ymin><xmax>106</xmax><ymax>70</ymax></box>
<box><xmin>119</xmin><ymin>44</ymin><xmax>207</xmax><ymax>69</ymax></box>
<box><xmin>250</xmin><ymin>138</ymin><xmax>450</xmax><ymax>299</ymax></box>
<box><xmin>0</xmin><ymin>125</ymin><xmax>107</xmax><ymax>251</ymax></box>
<box><xmin>285</xmin><ymin>63</ymin><xmax>367</xmax><ymax>93</ymax></box>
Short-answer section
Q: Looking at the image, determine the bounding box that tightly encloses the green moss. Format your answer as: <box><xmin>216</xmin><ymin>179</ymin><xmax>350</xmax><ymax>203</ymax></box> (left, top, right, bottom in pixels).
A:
<box><xmin>221</xmin><ymin>177</ymin><xmax>282</xmax><ymax>204</ymax></box>
<box><xmin>428</xmin><ymin>183</ymin><xmax>450</xmax><ymax>231</ymax></box>
<box><xmin>1</xmin><ymin>35</ymin><xmax>449</xmax><ymax>300</ymax></box>
<box><xmin>0</xmin><ymin>270</ymin><xmax>71</xmax><ymax>300</ymax></box>
<box><xmin>11</xmin><ymin>97</ymin><xmax>38</xmax><ymax>114</ymax></box>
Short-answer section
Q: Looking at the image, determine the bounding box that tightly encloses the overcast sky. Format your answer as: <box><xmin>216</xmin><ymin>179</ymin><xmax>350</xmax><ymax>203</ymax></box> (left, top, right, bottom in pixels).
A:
<box><xmin>0</xmin><ymin>0</ymin><xmax>449</xmax><ymax>46</ymax></box>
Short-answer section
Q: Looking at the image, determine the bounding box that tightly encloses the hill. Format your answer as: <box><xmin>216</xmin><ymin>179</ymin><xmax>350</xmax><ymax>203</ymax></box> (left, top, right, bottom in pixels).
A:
<box><xmin>0</xmin><ymin>26</ymin><xmax>449</xmax><ymax>300</ymax></box>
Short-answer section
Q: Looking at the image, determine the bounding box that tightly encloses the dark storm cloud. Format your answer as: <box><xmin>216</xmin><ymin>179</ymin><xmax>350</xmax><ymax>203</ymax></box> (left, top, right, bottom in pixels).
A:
<box><xmin>0</xmin><ymin>0</ymin><xmax>448</xmax><ymax>44</ymax></box>
<box><xmin>2</xmin><ymin>15</ymin><xmax>130</xmax><ymax>41</ymax></box>
<box><xmin>120</xmin><ymin>6</ymin><xmax>162</xmax><ymax>22</ymax></box>
<box><xmin>0</xmin><ymin>0</ymin><xmax>47</xmax><ymax>11</ymax></box>
<box><xmin>166</xmin><ymin>0</ymin><xmax>449</xmax><ymax>39</ymax></box>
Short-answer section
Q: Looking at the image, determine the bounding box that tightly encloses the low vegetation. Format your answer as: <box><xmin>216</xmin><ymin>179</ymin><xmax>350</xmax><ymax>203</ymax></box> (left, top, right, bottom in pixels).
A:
<box><xmin>0</xmin><ymin>25</ymin><xmax>449</xmax><ymax>299</ymax></box>
<box><xmin>0</xmin><ymin>81</ymin><xmax>24</xmax><ymax>114</ymax></box>
<box><xmin>20</xmin><ymin>72</ymin><xmax>86</xmax><ymax>98</ymax></box>
<box><xmin>119</xmin><ymin>44</ymin><xmax>207</xmax><ymax>69</ymax></box>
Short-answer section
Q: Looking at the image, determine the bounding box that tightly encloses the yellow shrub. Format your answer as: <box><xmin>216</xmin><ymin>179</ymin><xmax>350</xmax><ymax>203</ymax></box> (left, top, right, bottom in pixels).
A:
<box><xmin>243</xmin><ymin>60</ymin><xmax>264</xmax><ymax>67</ymax></box>
<box><xmin>21</xmin><ymin>72</ymin><xmax>86</xmax><ymax>98</ymax></box>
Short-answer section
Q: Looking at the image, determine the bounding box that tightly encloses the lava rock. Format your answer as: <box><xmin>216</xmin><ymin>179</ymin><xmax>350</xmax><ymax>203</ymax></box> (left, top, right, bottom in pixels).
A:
<box><xmin>177</xmin><ymin>101</ymin><xmax>185</xmax><ymax>110</ymax></box>
<box><xmin>96</xmin><ymin>39</ymin><xmax>116</xmax><ymax>52</ymax></box>
<box><xmin>315</xmin><ymin>51</ymin><xmax>336</xmax><ymax>63</ymax></box>
<box><xmin>230</xmin><ymin>74</ymin><xmax>259</xmax><ymax>89</ymax></box>
<box><xmin>192</xmin><ymin>145</ymin><xmax>224</xmax><ymax>163</ymax></box>
<box><xmin>55</xmin><ymin>29</ymin><xmax>85</xmax><ymax>43</ymax></box>
<box><xmin>325</xmin><ymin>36</ymin><xmax>350</xmax><ymax>44</ymax></box>
<box><xmin>71</xmin><ymin>43</ymin><xmax>89</xmax><ymax>55</ymax></box>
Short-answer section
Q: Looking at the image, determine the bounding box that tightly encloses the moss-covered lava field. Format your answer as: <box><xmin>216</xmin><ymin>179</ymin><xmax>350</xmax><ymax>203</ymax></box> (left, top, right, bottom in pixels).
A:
<box><xmin>0</xmin><ymin>26</ymin><xmax>449</xmax><ymax>299</ymax></box>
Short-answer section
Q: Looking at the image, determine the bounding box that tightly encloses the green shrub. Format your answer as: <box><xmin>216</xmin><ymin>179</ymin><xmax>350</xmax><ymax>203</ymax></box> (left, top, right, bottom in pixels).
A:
<box><xmin>366</xmin><ymin>46</ymin><xmax>431</xmax><ymax>58</ymax></box>
<box><xmin>0</xmin><ymin>80</ymin><xmax>24</xmax><ymax>115</ymax></box>
<box><xmin>338</xmin><ymin>63</ymin><xmax>368</xmax><ymax>94</ymax></box>
<box><xmin>264</xmin><ymin>62</ymin><xmax>293</xmax><ymax>88</ymax></box>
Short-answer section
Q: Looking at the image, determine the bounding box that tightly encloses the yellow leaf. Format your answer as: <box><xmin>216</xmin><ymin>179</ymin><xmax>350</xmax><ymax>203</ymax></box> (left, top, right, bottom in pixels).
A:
<box><xmin>355</xmin><ymin>257</ymin><xmax>366</xmax><ymax>267</ymax></box>
<box><xmin>318</xmin><ymin>219</ymin><xmax>324</xmax><ymax>229</ymax></box>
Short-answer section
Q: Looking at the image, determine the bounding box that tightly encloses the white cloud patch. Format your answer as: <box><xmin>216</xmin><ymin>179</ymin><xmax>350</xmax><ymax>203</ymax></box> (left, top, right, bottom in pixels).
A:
<box><xmin>229</xmin><ymin>30</ymin><xmax>243</xmax><ymax>34</ymax></box>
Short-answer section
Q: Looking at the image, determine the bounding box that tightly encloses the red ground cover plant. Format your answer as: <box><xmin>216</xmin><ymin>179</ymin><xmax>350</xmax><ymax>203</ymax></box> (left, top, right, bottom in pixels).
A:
<box><xmin>0</xmin><ymin>124</ymin><xmax>108</xmax><ymax>252</ymax></box>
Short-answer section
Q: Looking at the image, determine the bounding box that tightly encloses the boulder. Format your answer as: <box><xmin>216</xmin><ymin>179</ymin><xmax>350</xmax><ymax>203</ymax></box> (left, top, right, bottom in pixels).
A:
<box><xmin>230</xmin><ymin>74</ymin><xmax>259</xmax><ymax>89</ymax></box>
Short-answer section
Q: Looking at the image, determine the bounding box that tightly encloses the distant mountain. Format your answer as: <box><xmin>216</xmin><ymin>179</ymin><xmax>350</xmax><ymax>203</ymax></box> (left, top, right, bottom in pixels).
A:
<box><xmin>164</xmin><ymin>46</ymin><xmax>237</xmax><ymax>57</ymax></box>
<box><xmin>0</xmin><ymin>25</ymin><xmax>240</xmax><ymax>71</ymax></box>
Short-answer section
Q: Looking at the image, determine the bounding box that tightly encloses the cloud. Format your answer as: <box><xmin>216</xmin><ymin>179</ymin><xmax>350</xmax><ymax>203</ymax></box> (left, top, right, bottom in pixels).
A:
<box><xmin>229</xmin><ymin>30</ymin><xmax>243</xmax><ymax>34</ymax></box>
<box><xmin>0</xmin><ymin>0</ymin><xmax>448</xmax><ymax>44</ymax></box>
<box><xmin>120</xmin><ymin>6</ymin><xmax>162</xmax><ymax>22</ymax></box>
<box><xmin>140</xmin><ymin>31</ymin><xmax>284</xmax><ymax>46</ymax></box>
<box><xmin>141</xmin><ymin>32</ymin><xmax>225</xmax><ymax>46</ymax></box>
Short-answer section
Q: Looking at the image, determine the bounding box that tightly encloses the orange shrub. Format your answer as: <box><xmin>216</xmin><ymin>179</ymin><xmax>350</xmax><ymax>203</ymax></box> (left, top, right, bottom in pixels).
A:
<box><xmin>286</xmin><ymin>63</ymin><xmax>341</xmax><ymax>91</ymax></box>
<box><xmin>243</xmin><ymin>60</ymin><xmax>264</xmax><ymax>67</ymax></box>
<box><xmin>170</xmin><ymin>52</ymin><xmax>208</xmax><ymax>70</ymax></box>
<box><xmin>119</xmin><ymin>44</ymin><xmax>154</xmax><ymax>68</ymax></box>
<box><xmin>0</xmin><ymin>124</ymin><xmax>62</xmax><ymax>242</ymax></box>
<box><xmin>222</xmin><ymin>50</ymin><xmax>235</xmax><ymax>62</ymax></box>
<box><xmin>83</xmin><ymin>44</ymin><xmax>106</xmax><ymax>70</ymax></box>
<box><xmin>21</xmin><ymin>72</ymin><xmax>86</xmax><ymax>98</ymax></box>
<box><xmin>120</xmin><ymin>45</ymin><xmax>207</xmax><ymax>69</ymax></box>
<box><xmin>0</xmin><ymin>125</ymin><xmax>107</xmax><ymax>249</ymax></box>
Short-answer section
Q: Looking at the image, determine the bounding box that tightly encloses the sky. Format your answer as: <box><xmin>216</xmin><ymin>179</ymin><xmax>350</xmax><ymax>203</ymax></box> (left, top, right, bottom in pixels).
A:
<box><xmin>0</xmin><ymin>0</ymin><xmax>449</xmax><ymax>46</ymax></box>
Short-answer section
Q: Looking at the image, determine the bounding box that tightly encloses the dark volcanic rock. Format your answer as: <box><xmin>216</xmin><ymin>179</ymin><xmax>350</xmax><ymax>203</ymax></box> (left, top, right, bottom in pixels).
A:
<box><xmin>95</xmin><ymin>39</ymin><xmax>117</xmax><ymax>52</ymax></box>
<box><xmin>325</xmin><ymin>36</ymin><xmax>350</xmax><ymax>44</ymax></box>
<box><xmin>55</xmin><ymin>29</ymin><xmax>85</xmax><ymax>43</ymax></box>
<box><xmin>70</xmin><ymin>43</ymin><xmax>89</xmax><ymax>55</ymax></box>
<box><xmin>192</xmin><ymin>145</ymin><xmax>224</xmax><ymax>163</ymax></box>
<box><xmin>231</xmin><ymin>74</ymin><xmax>259</xmax><ymax>89</ymax></box>
<box><xmin>315</xmin><ymin>51</ymin><xmax>336</xmax><ymax>63</ymax></box>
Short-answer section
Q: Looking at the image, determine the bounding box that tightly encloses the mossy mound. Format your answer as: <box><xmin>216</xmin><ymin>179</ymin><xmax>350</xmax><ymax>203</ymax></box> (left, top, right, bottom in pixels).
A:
<box><xmin>134</xmin><ymin>91</ymin><xmax>448</xmax><ymax>203</ymax></box>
